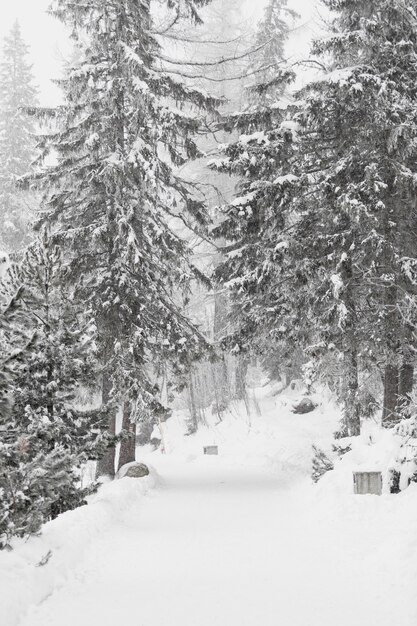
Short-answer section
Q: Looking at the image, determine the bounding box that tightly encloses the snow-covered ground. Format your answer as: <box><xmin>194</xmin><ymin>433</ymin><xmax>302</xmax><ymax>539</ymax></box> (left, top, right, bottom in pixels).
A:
<box><xmin>2</xmin><ymin>382</ymin><xmax>417</xmax><ymax>626</ymax></box>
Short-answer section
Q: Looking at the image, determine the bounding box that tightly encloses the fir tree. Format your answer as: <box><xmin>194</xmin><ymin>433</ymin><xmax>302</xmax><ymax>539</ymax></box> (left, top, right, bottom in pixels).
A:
<box><xmin>209</xmin><ymin>1</ymin><xmax>300</xmax><ymax>385</ymax></box>
<box><xmin>33</xmin><ymin>0</ymin><xmax>219</xmax><ymax>476</ymax></box>
<box><xmin>0</xmin><ymin>232</ymin><xmax>105</xmax><ymax>547</ymax></box>
<box><xmin>0</xmin><ymin>283</ymin><xmax>29</xmax><ymax>419</ymax></box>
<box><xmin>0</xmin><ymin>21</ymin><xmax>38</xmax><ymax>253</ymax></box>
<box><xmin>213</xmin><ymin>0</ymin><xmax>417</xmax><ymax>435</ymax></box>
<box><xmin>298</xmin><ymin>0</ymin><xmax>417</xmax><ymax>428</ymax></box>
<box><xmin>250</xmin><ymin>0</ymin><xmax>297</xmax><ymax>103</ymax></box>
<box><xmin>311</xmin><ymin>445</ymin><xmax>334</xmax><ymax>483</ymax></box>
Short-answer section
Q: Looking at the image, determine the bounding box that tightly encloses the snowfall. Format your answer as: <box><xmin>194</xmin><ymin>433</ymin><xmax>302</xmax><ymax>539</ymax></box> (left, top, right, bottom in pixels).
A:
<box><xmin>1</xmin><ymin>376</ymin><xmax>417</xmax><ymax>626</ymax></box>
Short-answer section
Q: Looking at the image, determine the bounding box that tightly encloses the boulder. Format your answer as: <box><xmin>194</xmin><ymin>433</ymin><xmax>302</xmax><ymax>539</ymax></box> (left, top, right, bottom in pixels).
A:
<box><xmin>117</xmin><ymin>461</ymin><xmax>150</xmax><ymax>479</ymax></box>
<box><xmin>291</xmin><ymin>397</ymin><xmax>317</xmax><ymax>415</ymax></box>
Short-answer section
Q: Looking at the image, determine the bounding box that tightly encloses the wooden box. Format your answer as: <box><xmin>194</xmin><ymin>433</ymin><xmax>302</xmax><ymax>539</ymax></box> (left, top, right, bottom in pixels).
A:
<box><xmin>203</xmin><ymin>446</ymin><xmax>218</xmax><ymax>455</ymax></box>
<box><xmin>353</xmin><ymin>471</ymin><xmax>382</xmax><ymax>495</ymax></box>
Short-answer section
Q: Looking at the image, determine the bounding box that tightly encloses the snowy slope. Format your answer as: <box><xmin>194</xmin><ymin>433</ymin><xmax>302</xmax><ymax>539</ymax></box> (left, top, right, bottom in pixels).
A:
<box><xmin>2</xmin><ymin>382</ymin><xmax>417</xmax><ymax>626</ymax></box>
<box><xmin>0</xmin><ymin>476</ymin><xmax>156</xmax><ymax>626</ymax></box>
<box><xmin>157</xmin><ymin>380</ymin><xmax>339</xmax><ymax>484</ymax></box>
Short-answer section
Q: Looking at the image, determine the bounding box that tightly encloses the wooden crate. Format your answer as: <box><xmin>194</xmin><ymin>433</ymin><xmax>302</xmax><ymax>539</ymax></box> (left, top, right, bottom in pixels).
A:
<box><xmin>203</xmin><ymin>446</ymin><xmax>218</xmax><ymax>455</ymax></box>
<box><xmin>353</xmin><ymin>471</ymin><xmax>382</xmax><ymax>495</ymax></box>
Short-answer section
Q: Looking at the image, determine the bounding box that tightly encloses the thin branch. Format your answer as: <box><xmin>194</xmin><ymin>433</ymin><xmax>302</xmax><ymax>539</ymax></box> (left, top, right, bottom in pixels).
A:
<box><xmin>155</xmin><ymin>58</ymin><xmax>287</xmax><ymax>83</ymax></box>
<box><xmin>156</xmin><ymin>38</ymin><xmax>272</xmax><ymax>68</ymax></box>
<box><xmin>157</xmin><ymin>32</ymin><xmax>246</xmax><ymax>45</ymax></box>
<box><xmin>152</xmin><ymin>5</ymin><xmax>181</xmax><ymax>35</ymax></box>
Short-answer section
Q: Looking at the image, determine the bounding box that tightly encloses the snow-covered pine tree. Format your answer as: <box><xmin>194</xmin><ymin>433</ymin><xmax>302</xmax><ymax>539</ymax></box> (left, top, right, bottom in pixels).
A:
<box><xmin>33</xmin><ymin>0</ymin><xmax>219</xmax><ymax>476</ymax></box>
<box><xmin>209</xmin><ymin>1</ymin><xmax>302</xmax><ymax>386</ymax></box>
<box><xmin>0</xmin><ymin>21</ymin><xmax>38</xmax><ymax>253</ymax></box>
<box><xmin>311</xmin><ymin>445</ymin><xmax>334</xmax><ymax>483</ymax></box>
<box><xmin>249</xmin><ymin>0</ymin><xmax>297</xmax><ymax>103</ymax></box>
<box><xmin>0</xmin><ymin>231</ymin><xmax>105</xmax><ymax>546</ymax></box>
<box><xmin>0</xmin><ymin>282</ymin><xmax>29</xmax><ymax>419</ymax></box>
<box><xmin>214</xmin><ymin>0</ymin><xmax>417</xmax><ymax>435</ymax></box>
<box><xmin>298</xmin><ymin>0</ymin><xmax>417</xmax><ymax>429</ymax></box>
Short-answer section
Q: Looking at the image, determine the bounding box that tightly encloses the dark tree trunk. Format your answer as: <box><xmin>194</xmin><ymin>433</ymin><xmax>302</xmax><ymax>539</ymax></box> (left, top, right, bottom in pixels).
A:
<box><xmin>382</xmin><ymin>363</ymin><xmax>399</xmax><ymax>425</ymax></box>
<box><xmin>217</xmin><ymin>354</ymin><xmax>230</xmax><ymax>410</ymax></box>
<box><xmin>187</xmin><ymin>371</ymin><xmax>199</xmax><ymax>434</ymax></box>
<box><xmin>382</xmin><ymin>282</ymin><xmax>400</xmax><ymax>426</ymax></box>
<box><xmin>344</xmin><ymin>348</ymin><xmax>361</xmax><ymax>436</ymax></box>
<box><xmin>395</xmin><ymin>181</ymin><xmax>416</xmax><ymax>418</ymax></box>
<box><xmin>213</xmin><ymin>282</ymin><xmax>231</xmax><ymax>411</ymax></box>
<box><xmin>399</xmin><ymin>362</ymin><xmax>414</xmax><ymax>398</ymax></box>
<box><xmin>234</xmin><ymin>356</ymin><xmax>248</xmax><ymax>401</ymax></box>
<box><xmin>396</xmin><ymin>361</ymin><xmax>414</xmax><ymax>417</ymax></box>
<box><xmin>118</xmin><ymin>401</ymin><xmax>136</xmax><ymax>471</ymax></box>
<box><xmin>338</xmin><ymin>254</ymin><xmax>361</xmax><ymax>436</ymax></box>
<box><xmin>396</xmin><ymin>320</ymin><xmax>415</xmax><ymax>417</ymax></box>
<box><xmin>96</xmin><ymin>369</ymin><xmax>116</xmax><ymax>478</ymax></box>
<box><xmin>381</xmin><ymin>176</ymin><xmax>401</xmax><ymax>426</ymax></box>
<box><xmin>96</xmin><ymin>331</ymin><xmax>116</xmax><ymax>478</ymax></box>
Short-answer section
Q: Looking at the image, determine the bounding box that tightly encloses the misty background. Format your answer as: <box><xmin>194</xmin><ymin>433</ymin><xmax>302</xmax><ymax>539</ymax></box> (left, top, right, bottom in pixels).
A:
<box><xmin>0</xmin><ymin>0</ymin><xmax>323</xmax><ymax>105</ymax></box>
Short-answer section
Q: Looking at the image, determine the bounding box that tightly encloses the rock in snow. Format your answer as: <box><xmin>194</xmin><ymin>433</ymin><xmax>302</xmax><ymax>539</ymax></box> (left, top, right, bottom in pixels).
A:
<box><xmin>291</xmin><ymin>397</ymin><xmax>317</xmax><ymax>414</ymax></box>
<box><xmin>117</xmin><ymin>462</ymin><xmax>150</xmax><ymax>479</ymax></box>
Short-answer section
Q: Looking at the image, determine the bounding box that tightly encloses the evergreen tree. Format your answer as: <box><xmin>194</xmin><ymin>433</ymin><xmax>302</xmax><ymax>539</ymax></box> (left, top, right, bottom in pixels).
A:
<box><xmin>250</xmin><ymin>0</ymin><xmax>297</xmax><ymax>103</ymax></box>
<box><xmin>0</xmin><ymin>283</ymin><xmax>29</xmax><ymax>418</ymax></box>
<box><xmin>33</xmin><ymin>0</ymin><xmax>219</xmax><ymax>476</ymax></box>
<box><xmin>298</xmin><ymin>0</ymin><xmax>417</xmax><ymax>428</ymax></box>
<box><xmin>209</xmin><ymin>1</ymin><xmax>300</xmax><ymax>386</ymax></box>
<box><xmin>214</xmin><ymin>0</ymin><xmax>417</xmax><ymax>435</ymax></box>
<box><xmin>0</xmin><ymin>21</ymin><xmax>38</xmax><ymax>253</ymax></box>
<box><xmin>0</xmin><ymin>232</ymin><xmax>105</xmax><ymax>547</ymax></box>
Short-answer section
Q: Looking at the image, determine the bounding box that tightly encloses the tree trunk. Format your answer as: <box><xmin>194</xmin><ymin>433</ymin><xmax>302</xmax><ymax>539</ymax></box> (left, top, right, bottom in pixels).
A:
<box><xmin>338</xmin><ymin>254</ymin><xmax>361</xmax><ymax>436</ymax></box>
<box><xmin>96</xmin><ymin>369</ymin><xmax>116</xmax><ymax>478</ymax></box>
<box><xmin>396</xmin><ymin>319</ymin><xmax>415</xmax><ymax>418</ymax></box>
<box><xmin>396</xmin><ymin>361</ymin><xmax>414</xmax><ymax>418</ymax></box>
<box><xmin>382</xmin><ymin>363</ymin><xmax>399</xmax><ymax>424</ymax></box>
<box><xmin>213</xmin><ymin>281</ymin><xmax>231</xmax><ymax>412</ymax></box>
<box><xmin>399</xmin><ymin>362</ymin><xmax>414</xmax><ymax>398</ymax></box>
<box><xmin>187</xmin><ymin>371</ymin><xmax>198</xmax><ymax>434</ymax></box>
<box><xmin>118</xmin><ymin>401</ymin><xmax>136</xmax><ymax>471</ymax></box>
<box><xmin>234</xmin><ymin>356</ymin><xmax>248</xmax><ymax>401</ymax></box>
<box><xmin>217</xmin><ymin>354</ymin><xmax>230</xmax><ymax>410</ymax></box>
<box><xmin>381</xmin><ymin>174</ymin><xmax>401</xmax><ymax>427</ymax></box>
<box><xmin>382</xmin><ymin>281</ymin><xmax>400</xmax><ymax>426</ymax></box>
<box><xmin>344</xmin><ymin>348</ymin><xmax>361</xmax><ymax>436</ymax></box>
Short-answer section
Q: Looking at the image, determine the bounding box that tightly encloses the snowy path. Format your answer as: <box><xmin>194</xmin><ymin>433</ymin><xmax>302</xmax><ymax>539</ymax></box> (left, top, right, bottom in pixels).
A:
<box><xmin>16</xmin><ymin>456</ymin><xmax>416</xmax><ymax>626</ymax></box>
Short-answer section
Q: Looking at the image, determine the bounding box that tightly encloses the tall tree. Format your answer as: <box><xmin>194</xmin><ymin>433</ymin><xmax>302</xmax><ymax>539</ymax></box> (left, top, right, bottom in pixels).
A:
<box><xmin>34</xmin><ymin>0</ymin><xmax>219</xmax><ymax>476</ymax></box>
<box><xmin>209</xmin><ymin>0</ymin><xmax>300</xmax><ymax>387</ymax></box>
<box><xmin>249</xmin><ymin>0</ymin><xmax>297</xmax><ymax>103</ymax></box>
<box><xmin>0</xmin><ymin>21</ymin><xmax>38</xmax><ymax>253</ymax></box>
<box><xmin>301</xmin><ymin>0</ymin><xmax>417</xmax><ymax>428</ymax></box>
<box><xmin>213</xmin><ymin>0</ymin><xmax>417</xmax><ymax>434</ymax></box>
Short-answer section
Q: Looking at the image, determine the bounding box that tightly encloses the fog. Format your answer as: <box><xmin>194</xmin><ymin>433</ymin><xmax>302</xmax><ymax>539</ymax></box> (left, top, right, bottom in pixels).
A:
<box><xmin>0</xmin><ymin>0</ymin><xmax>321</xmax><ymax>104</ymax></box>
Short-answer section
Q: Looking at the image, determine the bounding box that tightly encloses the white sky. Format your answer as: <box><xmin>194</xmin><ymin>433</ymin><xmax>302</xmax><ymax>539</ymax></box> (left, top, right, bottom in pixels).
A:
<box><xmin>0</xmin><ymin>0</ymin><xmax>68</xmax><ymax>104</ymax></box>
<box><xmin>0</xmin><ymin>0</ymin><xmax>321</xmax><ymax>105</ymax></box>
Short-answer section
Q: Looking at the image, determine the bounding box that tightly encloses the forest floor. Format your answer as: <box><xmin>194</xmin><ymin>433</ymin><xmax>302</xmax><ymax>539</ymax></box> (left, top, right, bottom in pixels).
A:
<box><xmin>3</xmin><ymin>381</ymin><xmax>417</xmax><ymax>626</ymax></box>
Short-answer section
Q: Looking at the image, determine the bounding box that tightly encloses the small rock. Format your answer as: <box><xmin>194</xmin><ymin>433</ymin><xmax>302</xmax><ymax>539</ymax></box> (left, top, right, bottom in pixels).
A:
<box><xmin>150</xmin><ymin>437</ymin><xmax>161</xmax><ymax>449</ymax></box>
<box><xmin>291</xmin><ymin>397</ymin><xmax>317</xmax><ymax>414</ymax></box>
<box><xmin>117</xmin><ymin>462</ymin><xmax>150</xmax><ymax>479</ymax></box>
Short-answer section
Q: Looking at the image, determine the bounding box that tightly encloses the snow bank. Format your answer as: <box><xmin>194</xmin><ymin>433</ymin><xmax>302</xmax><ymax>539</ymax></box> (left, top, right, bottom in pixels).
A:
<box><xmin>0</xmin><ymin>473</ymin><xmax>156</xmax><ymax>626</ymax></box>
<box><xmin>317</xmin><ymin>421</ymin><xmax>416</xmax><ymax>497</ymax></box>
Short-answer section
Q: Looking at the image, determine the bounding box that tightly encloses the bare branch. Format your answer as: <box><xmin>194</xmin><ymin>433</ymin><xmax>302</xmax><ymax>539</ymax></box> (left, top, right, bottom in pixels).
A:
<box><xmin>156</xmin><ymin>38</ymin><xmax>272</xmax><ymax>68</ymax></box>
